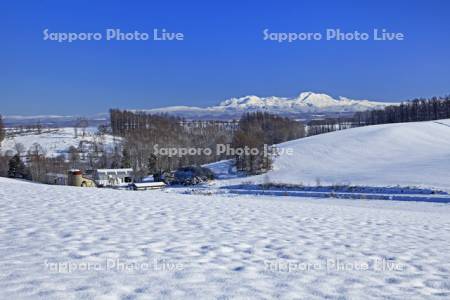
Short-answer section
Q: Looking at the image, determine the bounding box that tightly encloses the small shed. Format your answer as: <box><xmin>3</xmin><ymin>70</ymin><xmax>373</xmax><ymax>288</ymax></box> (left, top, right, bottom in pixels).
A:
<box><xmin>131</xmin><ymin>182</ymin><xmax>166</xmax><ymax>191</ymax></box>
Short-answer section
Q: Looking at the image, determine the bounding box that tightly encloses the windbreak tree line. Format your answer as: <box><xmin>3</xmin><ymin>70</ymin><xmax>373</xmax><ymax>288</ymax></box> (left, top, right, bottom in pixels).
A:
<box><xmin>305</xmin><ymin>96</ymin><xmax>450</xmax><ymax>136</ymax></box>
<box><xmin>354</xmin><ymin>96</ymin><xmax>450</xmax><ymax>125</ymax></box>
<box><xmin>110</xmin><ymin>109</ymin><xmax>234</xmax><ymax>178</ymax></box>
<box><xmin>306</xmin><ymin>117</ymin><xmax>357</xmax><ymax>136</ymax></box>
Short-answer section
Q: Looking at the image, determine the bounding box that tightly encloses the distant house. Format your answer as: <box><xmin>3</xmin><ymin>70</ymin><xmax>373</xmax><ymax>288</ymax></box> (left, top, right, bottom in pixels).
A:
<box><xmin>92</xmin><ymin>168</ymin><xmax>134</xmax><ymax>187</ymax></box>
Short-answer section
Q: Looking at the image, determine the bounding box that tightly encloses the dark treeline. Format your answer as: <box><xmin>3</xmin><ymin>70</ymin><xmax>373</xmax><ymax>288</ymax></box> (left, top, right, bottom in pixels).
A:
<box><xmin>307</xmin><ymin>117</ymin><xmax>357</xmax><ymax>136</ymax></box>
<box><xmin>110</xmin><ymin>109</ymin><xmax>234</xmax><ymax>178</ymax></box>
<box><xmin>6</xmin><ymin>123</ymin><xmax>50</xmax><ymax>136</ymax></box>
<box><xmin>306</xmin><ymin>96</ymin><xmax>450</xmax><ymax>136</ymax></box>
<box><xmin>354</xmin><ymin>96</ymin><xmax>450</xmax><ymax>125</ymax></box>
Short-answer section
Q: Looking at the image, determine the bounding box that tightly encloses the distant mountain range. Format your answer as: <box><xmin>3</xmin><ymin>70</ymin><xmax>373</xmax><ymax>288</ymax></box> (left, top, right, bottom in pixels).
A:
<box><xmin>4</xmin><ymin>92</ymin><xmax>396</xmax><ymax>126</ymax></box>
<box><xmin>139</xmin><ymin>91</ymin><xmax>396</xmax><ymax>120</ymax></box>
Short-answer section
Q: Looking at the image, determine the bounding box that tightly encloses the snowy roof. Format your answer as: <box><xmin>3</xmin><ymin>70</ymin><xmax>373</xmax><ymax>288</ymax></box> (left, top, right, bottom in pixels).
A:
<box><xmin>96</xmin><ymin>168</ymin><xmax>133</xmax><ymax>174</ymax></box>
<box><xmin>132</xmin><ymin>182</ymin><xmax>166</xmax><ymax>188</ymax></box>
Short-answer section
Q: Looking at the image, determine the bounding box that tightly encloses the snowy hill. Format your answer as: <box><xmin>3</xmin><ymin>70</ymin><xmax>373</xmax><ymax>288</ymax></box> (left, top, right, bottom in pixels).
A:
<box><xmin>140</xmin><ymin>91</ymin><xmax>395</xmax><ymax>120</ymax></box>
<box><xmin>248</xmin><ymin>119</ymin><xmax>450</xmax><ymax>191</ymax></box>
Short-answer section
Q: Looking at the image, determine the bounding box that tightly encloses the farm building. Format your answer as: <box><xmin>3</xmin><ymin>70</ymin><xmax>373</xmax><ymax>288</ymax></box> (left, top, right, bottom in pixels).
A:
<box><xmin>91</xmin><ymin>168</ymin><xmax>134</xmax><ymax>187</ymax></box>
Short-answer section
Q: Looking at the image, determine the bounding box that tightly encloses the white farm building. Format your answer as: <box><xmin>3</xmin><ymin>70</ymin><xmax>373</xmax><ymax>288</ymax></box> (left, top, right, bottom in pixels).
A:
<box><xmin>91</xmin><ymin>168</ymin><xmax>134</xmax><ymax>187</ymax></box>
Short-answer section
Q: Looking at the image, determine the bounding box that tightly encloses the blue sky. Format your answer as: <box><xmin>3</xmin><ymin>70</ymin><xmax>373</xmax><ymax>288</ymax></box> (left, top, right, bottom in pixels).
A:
<box><xmin>1</xmin><ymin>0</ymin><xmax>449</xmax><ymax>115</ymax></box>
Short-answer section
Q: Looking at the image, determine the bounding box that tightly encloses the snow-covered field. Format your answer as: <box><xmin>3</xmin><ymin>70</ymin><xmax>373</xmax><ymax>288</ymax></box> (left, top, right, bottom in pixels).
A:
<box><xmin>1</xmin><ymin>177</ymin><xmax>450</xmax><ymax>299</ymax></box>
<box><xmin>240</xmin><ymin>119</ymin><xmax>450</xmax><ymax>192</ymax></box>
<box><xmin>1</xmin><ymin>127</ymin><xmax>118</xmax><ymax>157</ymax></box>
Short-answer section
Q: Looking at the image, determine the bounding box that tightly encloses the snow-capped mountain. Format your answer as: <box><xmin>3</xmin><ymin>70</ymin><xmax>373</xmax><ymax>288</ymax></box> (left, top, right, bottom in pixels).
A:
<box><xmin>140</xmin><ymin>91</ymin><xmax>396</xmax><ymax>120</ymax></box>
<box><xmin>3</xmin><ymin>92</ymin><xmax>396</xmax><ymax>125</ymax></box>
<box><xmin>218</xmin><ymin>92</ymin><xmax>392</xmax><ymax>111</ymax></box>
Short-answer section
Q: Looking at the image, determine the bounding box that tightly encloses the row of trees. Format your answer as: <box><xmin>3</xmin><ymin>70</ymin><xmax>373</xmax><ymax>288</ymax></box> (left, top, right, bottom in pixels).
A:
<box><xmin>304</xmin><ymin>96</ymin><xmax>450</xmax><ymax>136</ymax></box>
<box><xmin>354</xmin><ymin>96</ymin><xmax>450</xmax><ymax>126</ymax></box>
<box><xmin>307</xmin><ymin>117</ymin><xmax>357</xmax><ymax>136</ymax></box>
<box><xmin>6</xmin><ymin>123</ymin><xmax>51</xmax><ymax>136</ymax></box>
<box><xmin>110</xmin><ymin>109</ymin><xmax>235</xmax><ymax>178</ymax></box>
<box><xmin>110</xmin><ymin>109</ymin><xmax>306</xmax><ymax>176</ymax></box>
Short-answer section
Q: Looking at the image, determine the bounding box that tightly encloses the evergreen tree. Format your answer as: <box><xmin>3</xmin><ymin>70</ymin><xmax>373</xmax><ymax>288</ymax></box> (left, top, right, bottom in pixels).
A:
<box><xmin>8</xmin><ymin>154</ymin><xmax>26</xmax><ymax>178</ymax></box>
<box><xmin>0</xmin><ymin>115</ymin><xmax>5</xmax><ymax>145</ymax></box>
<box><xmin>121</xmin><ymin>148</ymin><xmax>131</xmax><ymax>168</ymax></box>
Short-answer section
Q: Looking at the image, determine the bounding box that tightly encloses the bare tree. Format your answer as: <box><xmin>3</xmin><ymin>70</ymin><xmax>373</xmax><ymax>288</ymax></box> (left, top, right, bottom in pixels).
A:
<box><xmin>14</xmin><ymin>142</ymin><xmax>26</xmax><ymax>156</ymax></box>
<box><xmin>68</xmin><ymin>146</ymin><xmax>80</xmax><ymax>169</ymax></box>
<box><xmin>27</xmin><ymin>143</ymin><xmax>47</xmax><ymax>182</ymax></box>
<box><xmin>76</xmin><ymin>118</ymin><xmax>89</xmax><ymax>137</ymax></box>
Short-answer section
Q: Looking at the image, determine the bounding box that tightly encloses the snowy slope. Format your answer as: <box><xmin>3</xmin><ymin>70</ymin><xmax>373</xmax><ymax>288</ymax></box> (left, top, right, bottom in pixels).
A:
<box><xmin>0</xmin><ymin>127</ymin><xmax>119</xmax><ymax>157</ymax></box>
<box><xmin>249</xmin><ymin>119</ymin><xmax>450</xmax><ymax>191</ymax></box>
<box><xmin>1</xmin><ymin>177</ymin><xmax>450</xmax><ymax>299</ymax></box>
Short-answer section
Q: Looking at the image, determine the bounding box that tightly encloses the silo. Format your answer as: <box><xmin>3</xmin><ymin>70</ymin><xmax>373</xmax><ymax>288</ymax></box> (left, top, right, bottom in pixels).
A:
<box><xmin>68</xmin><ymin>170</ymin><xmax>83</xmax><ymax>187</ymax></box>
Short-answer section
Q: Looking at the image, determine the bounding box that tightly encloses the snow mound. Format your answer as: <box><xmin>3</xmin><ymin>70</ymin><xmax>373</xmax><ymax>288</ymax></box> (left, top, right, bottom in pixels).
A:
<box><xmin>258</xmin><ymin>119</ymin><xmax>450</xmax><ymax>191</ymax></box>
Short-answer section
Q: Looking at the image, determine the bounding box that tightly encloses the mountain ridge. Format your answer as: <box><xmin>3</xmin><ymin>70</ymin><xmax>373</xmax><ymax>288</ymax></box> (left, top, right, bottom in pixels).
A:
<box><xmin>138</xmin><ymin>91</ymin><xmax>396</xmax><ymax>119</ymax></box>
